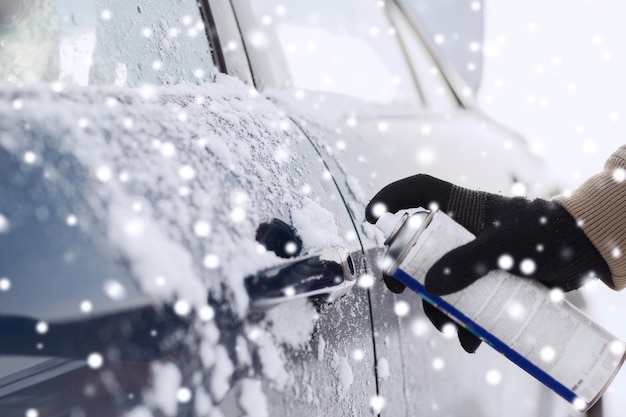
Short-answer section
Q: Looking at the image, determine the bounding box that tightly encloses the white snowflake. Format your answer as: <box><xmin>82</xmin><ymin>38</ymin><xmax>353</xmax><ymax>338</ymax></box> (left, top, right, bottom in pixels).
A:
<box><xmin>176</xmin><ymin>387</ymin><xmax>192</xmax><ymax>403</ymax></box>
<box><xmin>0</xmin><ymin>213</ymin><xmax>8</xmax><ymax>233</ymax></box>
<box><xmin>497</xmin><ymin>254</ymin><xmax>514</xmax><ymax>270</ymax></box>
<box><xmin>103</xmin><ymin>280</ymin><xmax>126</xmax><ymax>300</ymax></box>
<box><xmin>520</xmin><ymin>259</ymin><xmax>536</xmax><ymax>275</ymax></box>
<box><xmin>87</xmin><ymin>352</ymin><xmax>104</xmax><ymax>369</ymax></box>
<box><xmin>35</xmin><ymin>321</ymin><xmax>48</xmax><ymax>334</ymax></box>
<box><xmin>0</xmin><ymin>277</ymin><xmax>11</xmax><ymax>291</ymax></box>
<box><xmin>96</xmin><ymin>166</ymin><xmax>112</xmax><ymax>182</ymax></box>
<box><xmin>174</xmin><ymin>300</ymin><xmax>191</xmax><ymax>316</ymax></box>
<box><xmin>540</xmin><ymin>346</ymin><xmax>556</xmax><ymax>362</ymax></box>
<box><xmin>80</xmin><ymin>300</ymin><xmax>93</xmax><ymax>313</ymax></box>
<box><xmin>203</xmin><ymin>254</ymin><xmax>220</xmax><ymax>269</ymax></box>
<box><xmin>193</xmin><ymin>221</ymin><xmax>211</xmax><ymax>237</ymax></box>
<box><xmin>485</xmin><ymin>369</ymin><xmax>502</xmax><ymax>385</ymax></box>
<box><xmin>198</xmin><ymin>305</ymin><xmax>215</xmax><ymax>321</ymax></box>
<box><xmin>369</xmin><ymin>395</ymin><xmax>385</xmax><ymax>414</ymax></box>
<box><xmin>394</xmin><ymin>301</ymin><xmax>410</xmax><ymax>317</ymax></box>
<box><xmin>432</xmin><ymin>357</ymin><xmax>445</xmax><ymax>370</ymax></box>
<box><xmin>357</xmin><ymin>274</ymin><xmax>375</xmax><ymax>289</ymax></box>
<box><xmin>23</xmin><ymin>151</ymin><xmax>37</xmax><ymax>164</ymax></box>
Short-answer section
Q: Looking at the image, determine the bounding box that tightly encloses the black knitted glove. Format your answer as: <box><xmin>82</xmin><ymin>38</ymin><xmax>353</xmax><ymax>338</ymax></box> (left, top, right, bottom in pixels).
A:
<box><xmin>366</xmin><ymin>174</ymin><xmax>611</xmax><ymax>353</ymax></box>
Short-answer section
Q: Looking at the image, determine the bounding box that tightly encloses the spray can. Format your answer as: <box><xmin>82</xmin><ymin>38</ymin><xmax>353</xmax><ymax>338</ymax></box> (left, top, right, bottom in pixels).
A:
<box><xmin>376</xmin><ymin>208</ymin><xmax>626</xmax><ymax>411</ymax></box>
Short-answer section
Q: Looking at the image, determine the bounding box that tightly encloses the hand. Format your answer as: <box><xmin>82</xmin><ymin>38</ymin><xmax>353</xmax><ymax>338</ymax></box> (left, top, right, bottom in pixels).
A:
<box><xmin>366</xmin><ymin>174</ymin><xmax>611</xmax><ymax>352</ymax></box>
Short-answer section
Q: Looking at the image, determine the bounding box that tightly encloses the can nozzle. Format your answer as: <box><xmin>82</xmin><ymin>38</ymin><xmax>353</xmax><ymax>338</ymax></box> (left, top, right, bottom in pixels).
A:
<box><xmin>375</xmin><ymin>212</ymin><xmax>402</xmax><ymax>239</ymax></box>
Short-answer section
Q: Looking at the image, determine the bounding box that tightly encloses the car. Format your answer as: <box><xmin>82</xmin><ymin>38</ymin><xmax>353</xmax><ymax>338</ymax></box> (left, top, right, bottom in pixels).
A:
<box><xmin>0</xmin><ymin>1</ymin><xmax>583</xmax><ymax>416</ymax></box>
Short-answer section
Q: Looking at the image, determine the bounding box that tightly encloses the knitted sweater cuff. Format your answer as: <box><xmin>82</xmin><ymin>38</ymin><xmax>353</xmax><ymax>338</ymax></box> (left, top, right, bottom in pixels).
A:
<box><xmin>553</xmin><ymin>146</ymin><xmax>626</xmax><ymax>290</ymax></box>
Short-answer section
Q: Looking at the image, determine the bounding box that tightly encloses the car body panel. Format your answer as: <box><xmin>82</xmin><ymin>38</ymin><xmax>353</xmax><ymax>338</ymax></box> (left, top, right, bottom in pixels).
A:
<box><xmin>0</xmin><ymin>77</ymin><xmax>376</xmax><ymax>415</ymax></box>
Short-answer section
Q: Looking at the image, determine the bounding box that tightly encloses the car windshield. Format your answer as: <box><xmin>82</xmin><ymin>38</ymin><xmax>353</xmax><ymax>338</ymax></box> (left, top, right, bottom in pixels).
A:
<box><xmin>0</xmin><ymin>0</ymin><xmax>215</xmax><ymax>87</ymax></box>
<box><xmin>243</xmin><ymin>0</ymin><xmax>421</xmax><ymax>106</ymax></box>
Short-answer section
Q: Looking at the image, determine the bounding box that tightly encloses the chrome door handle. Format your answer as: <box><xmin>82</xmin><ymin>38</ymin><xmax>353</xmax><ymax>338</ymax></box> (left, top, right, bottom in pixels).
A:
<box><xmin>245</xmin><ymin>247</ymin><xmax>360</xmax><ymax>310</ymax></box>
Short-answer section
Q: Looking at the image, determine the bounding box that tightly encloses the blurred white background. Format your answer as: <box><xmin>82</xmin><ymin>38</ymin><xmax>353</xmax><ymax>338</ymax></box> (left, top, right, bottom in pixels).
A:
<box><xmin>478</xmin><ymin>1</ymin><xmax>626</xmax><ymax>414</ymax></box>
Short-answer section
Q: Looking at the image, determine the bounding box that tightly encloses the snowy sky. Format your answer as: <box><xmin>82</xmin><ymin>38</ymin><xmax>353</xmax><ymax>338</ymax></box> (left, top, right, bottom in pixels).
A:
<box><xmin>478</xmin><ymin>2</ymin><xmax>626</xmax><ymax>414</ymax></box>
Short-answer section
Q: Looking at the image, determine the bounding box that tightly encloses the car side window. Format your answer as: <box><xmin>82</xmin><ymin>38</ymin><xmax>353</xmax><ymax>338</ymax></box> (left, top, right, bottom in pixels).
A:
<box><xmin>240</xmin><ymin>0</ymin><xmax>421</xmax><ymax>107</ymax></box>
<box><xmin>388</xmin><ymin>4</ymin><xmax>459</xmax><ymax>111</ymax></box>
<box><xmin>0</xmin><ymin>0</ymin><xmax>215</xmax><ymax>87</ymax></box>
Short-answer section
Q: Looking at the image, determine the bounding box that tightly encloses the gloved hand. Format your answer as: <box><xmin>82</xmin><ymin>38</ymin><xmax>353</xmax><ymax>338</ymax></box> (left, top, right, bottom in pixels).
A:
<box><xmin>366</xmin><ymin>174</ymin><xmax>611</xmax><ymax>353</ymax></box>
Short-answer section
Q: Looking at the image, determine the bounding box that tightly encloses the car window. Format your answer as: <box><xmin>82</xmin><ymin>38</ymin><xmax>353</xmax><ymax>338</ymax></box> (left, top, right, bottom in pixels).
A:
<box><xmin>0</xmin><ymin>0</ymin><xmax>215</xmax><ymax>87</ymax></box>
<box><xmin>399</xmin><ymin>0</ymin><xmax>484</xmax><ymax>94</ymax></box>
<box><xmin>388</xmin><ymin>4</ymin><xmax>458</xmax><ymax>111</ymax></box>
<box><xmin>240</xmin><ymin>0</ymin><xmax>421</xmax><ymax>106</ymax></box>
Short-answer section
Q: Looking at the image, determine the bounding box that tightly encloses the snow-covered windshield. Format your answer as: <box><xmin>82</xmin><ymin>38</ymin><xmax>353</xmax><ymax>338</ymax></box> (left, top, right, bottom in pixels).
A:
<box><xmin>241</xmin><ymin>0</ymin><xmax>421</xmax><ymax>106</ymax></box>
<box><xmin>0</xmin><ymin>0</ymin><xmax>215</xmax><ymax>87</ymax></box>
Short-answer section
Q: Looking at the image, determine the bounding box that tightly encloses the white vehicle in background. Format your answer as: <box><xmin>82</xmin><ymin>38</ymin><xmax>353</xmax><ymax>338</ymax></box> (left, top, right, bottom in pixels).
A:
<box><xmin>0</xmin><ymin>1</ymin><xmax>586</xmax><ymax>416</ymax></box>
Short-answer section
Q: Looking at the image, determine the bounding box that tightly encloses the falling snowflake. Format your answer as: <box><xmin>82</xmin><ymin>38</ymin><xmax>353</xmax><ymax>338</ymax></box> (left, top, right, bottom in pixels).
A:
<box><xmin>0</xmin><ymin>277</ymin><xmax>11</xmax><ymax>291</ymax></box>
<box><xmin>610</xmin><ymin>340</ymin><xmax>625</xmax><ymax>355</ymax></box>
<box><xmin>417</xmin><ymin>147</ymin><xmax>435</xmax><ymax>165</ymax></box>
<box><xmin>613</xmin><ymin>168</ymin><xmax>626</xmax><ymax>183</ymax></box>
<box><xmin>35</xmin><ymin>321</ymin><xmax>48</xmax><ymax>334</ymax></box>
<box><xmin>103</xmin><ymin>280</ymin><xmax>126</xmax><ymax>300</ymax></box>
<box><xmin>80</xmin><ymin>300</ymin><xmax>93</xmax><ymax>313</ymax></box>
<box><xmin>96</xmin><ymin>166</ymin><xmax>112</xmax><ymax>182</ymax></box>
<box><xmin>506</xmin><ymin>301</ymin><xmax>526</xmax><ymax>320</ymax></box>
<box><xmin>87</xmin><ymin>352</ymin><xmax>104</xmax><ymax>369</ymax></box>
<box><xmin>520</xmin><ymin>259</ymin><xmax>536</xmax><ymax>275</ymax></box>
<box><xmin>123</xmin><ymin>218</ymin><xmax>145</xmax><ymax>237</ymax></box>
<box><xmin>176</xmin><ymin>387</ymin><xmax>192</xmax><ymax>403</ymax></box>
<box><xmin>352</xmin><ymin>349</ymin><xmax>365</xmax><ymax>361</ymax></box>
<box><xmin>441</xmin><ymin>323</ymin><xmax>457</xmax><ymax>338</ymax></box>
<box><xmin>198</xmin><ymin>305</ymin><xmax>215</xmax><ymax>321</ymax></box>
<box><xmin>284</xmin><ymin>241</ymin><xmax>298</xmax><ymax>255</ymax></box>
<box><xmin>370</xmin><ymin>202</ymin><xmax>387</xmax><ymax>218</ymax></box>
<box><xmin>0</xmin><ymin>213</ymin><xmax>10</xmax><ymax>233</ymax></box>
<box><xmin>193</xmin><ymin>221</ymin><xmax>211</xmax><ymax>237</ymax></box>
<box><xmin>174</xmin><ymin>300</ymin><xmax>191</xmax><ymax>316</ymax></box>
<box><xmin>411</xmin><ymin>318</ymin><xmax>429</xmax><ymax>337</ymax></box>
<box><xmin>161</xmin><ymin>142</ymin><xmax>177</xmax><ymax>157</ymax></box>
<box><xmin>248</xmin><ymin>30</ymin><xmax>268</xmax><ymax>48</ymax></box>
<box><xmin>100</xmin><ymin>9</ymin><xmax>112</xmax><ymax>20</ymax></box>
<box><xmin>370</xmin><ymin>395</ymin><xmax>385</xmax><ymax>414</ymax></box>
<box><xmin>66</xmin><ymin>215</ymin><xmax>77</xmax><ymax>226</ymax></box>
<box><xmin>432</xmin><ymin>357</ymin><xmax>445</xmax><ymax>370</ymax></box>
<box><xmin>394</xmin><ymin>301</ymin><xmax>410</xmax><ymax>317</ymax></box>
<box><xmin>498</xmin><ymin>254</ymin><xmax>514</xmax><ymax>270</ymax></box>
<box><xmin>540</xmin><ymin>346</ymin><xmax>556</xmax><ymax>362</ymax></box>
<box><xmin>179</xmin><ymin>165</ymin><xmax>196</xmax><ymax>181</ymax></box>
<box><xmin>230</xmin><ymin>207</ymin><xmax>246</xmax><ymax>222</ymax></box>
<box><xmin>357</xmin><ymin>274</ymin><xmax>375</xmax><ymax>289</ymax></box>
<box><xmin>23</xmin><ymin>151</ymin><xmax>37</xmax><ymax>164</ymax></box>
<box><xmin>203</xmin><ymin>254</ymin><xmax>220</xmax><ymax>269</ymax></box>
<box><xmin>549</xmin><ymin>288</ymin><xmax>565</xmax><ymax>303</ymax></box>
<box><xmin>485</xmin><ymin>369</ymin><xmax>502</xmax><ymax>385</ymax></box>
<box><xmin>510</xmin><ymin>182</ymin><xmax>527</xmax><ymax>197</ymax></box>
<box><xmin>572</xmin><ymin>397</ymin><xmax>587</xmax><ymax>411</ymax></box>
<box><xmin>273</xmin><ymin>148</ymin><xmax>290</xmax><ymax>163</ymax></box>
<box><xmin>25</xmin><ymin>409</ymin><xmax>38</xmax><ymax>417</ymax></box>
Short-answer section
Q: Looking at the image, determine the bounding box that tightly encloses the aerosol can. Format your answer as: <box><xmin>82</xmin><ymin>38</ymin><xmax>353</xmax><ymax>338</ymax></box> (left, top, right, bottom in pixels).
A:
<box><xmin>375</xmin><ymin>208</ymin><xmax>626</xmax><ymax>411</ymax></box>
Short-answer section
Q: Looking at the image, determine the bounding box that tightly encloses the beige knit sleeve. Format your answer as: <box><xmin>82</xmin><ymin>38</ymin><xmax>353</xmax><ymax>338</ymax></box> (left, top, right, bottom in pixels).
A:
<box><xmin>554</xmin><ymin>145</ymin><xmax>626</xmax><ymax>290</ymax></box>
